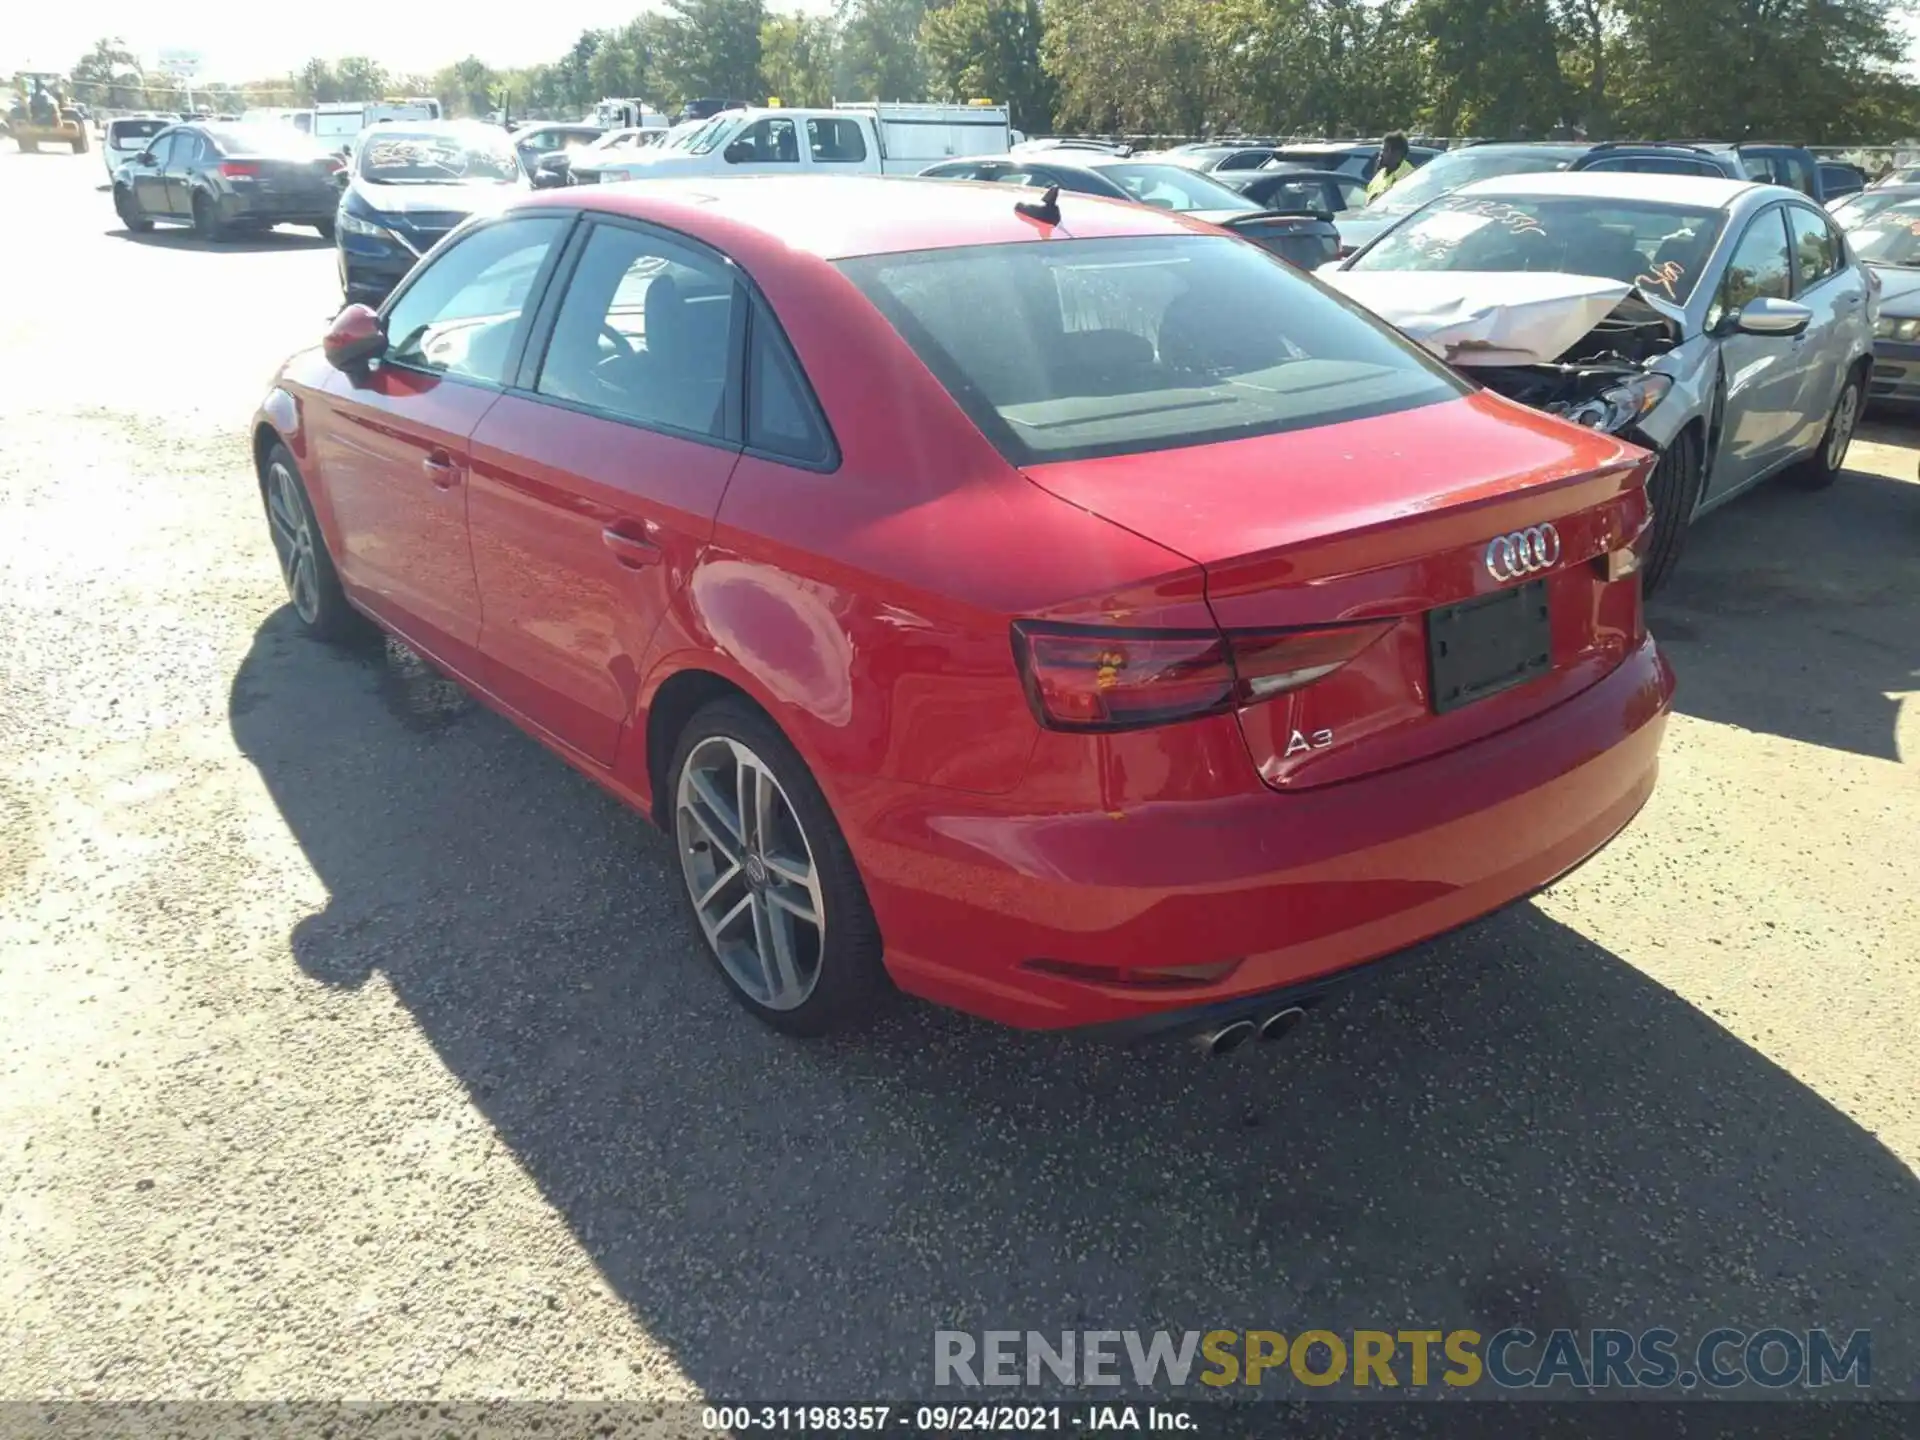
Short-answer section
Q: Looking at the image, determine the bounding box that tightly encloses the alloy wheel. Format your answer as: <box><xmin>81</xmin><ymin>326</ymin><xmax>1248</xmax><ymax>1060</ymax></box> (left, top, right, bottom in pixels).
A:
<box><xmin>264</xmin><ymin>461</ymin><xmax>320</xmax><ymax>624</ymax></box>
<box><xmin>1825</xmin><ymin>382</ymin><xmax>1860</xmax><ymax>473</ymax></box>
<box><xmin>675</xmin><ymin>735</ymin><xmax>826</xmax><ymax>1011</ymax></box>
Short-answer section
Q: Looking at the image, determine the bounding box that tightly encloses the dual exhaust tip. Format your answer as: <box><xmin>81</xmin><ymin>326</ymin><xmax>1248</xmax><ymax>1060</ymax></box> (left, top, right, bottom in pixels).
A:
<box><xmin>1196</xmin><ymin>1004</ymin><xmax>1310</xmax><ymax>1057</ymax></box>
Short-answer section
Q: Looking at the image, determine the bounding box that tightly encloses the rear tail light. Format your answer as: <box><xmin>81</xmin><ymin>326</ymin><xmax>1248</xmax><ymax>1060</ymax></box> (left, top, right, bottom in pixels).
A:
<box><xmin>219</xmin><ymin>161</ymin><xmax>260</xmax><ymax>178</ymax></box>
<box><xmin>1011</xmin><ymin>619</ymin><xmax>1392</xmax><ymax>732</ymax></box>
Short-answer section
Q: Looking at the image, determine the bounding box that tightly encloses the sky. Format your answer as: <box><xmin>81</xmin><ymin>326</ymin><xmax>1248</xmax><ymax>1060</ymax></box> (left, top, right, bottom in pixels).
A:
<box><xmin>8</xmin><ymin>0</ymin><xmax>829</xmax><ymax>84</ymax></box>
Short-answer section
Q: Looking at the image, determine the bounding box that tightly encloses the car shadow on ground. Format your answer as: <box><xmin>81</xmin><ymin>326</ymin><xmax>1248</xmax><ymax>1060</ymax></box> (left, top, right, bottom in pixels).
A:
<box><xmin>1650</xmin><ymin>449</ymin><xmax>1919</xmax><ymax>761</ymax></box>
<box><xmin>113</xmin><ymin>225</ymin><xmax>332</xmax><ymax>254</ymax></box>
<box><xmin>230</xmin><ymin>618</ymin><xmax>1920</xmax><ymax>1400</ymax></box>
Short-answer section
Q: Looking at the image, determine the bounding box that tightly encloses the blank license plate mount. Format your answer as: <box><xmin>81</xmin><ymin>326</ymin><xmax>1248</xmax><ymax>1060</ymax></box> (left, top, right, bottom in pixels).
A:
<box><xmin>1427</xmin><ymin>580</ymin><xmax>1552</xmax><ymax>714</ymax></box>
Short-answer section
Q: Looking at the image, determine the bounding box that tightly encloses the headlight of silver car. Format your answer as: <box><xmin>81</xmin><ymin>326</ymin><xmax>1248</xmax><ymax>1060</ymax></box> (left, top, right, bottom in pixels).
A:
<box><xmin>1559</xmin><ymin>372</ymin><xmax>1675</xmax><ymax>435</ymax></box>
<box><xmin>1874</xmin><ymin>315</ymin><xmax>1920</xmax><ymax>340</ymax></box>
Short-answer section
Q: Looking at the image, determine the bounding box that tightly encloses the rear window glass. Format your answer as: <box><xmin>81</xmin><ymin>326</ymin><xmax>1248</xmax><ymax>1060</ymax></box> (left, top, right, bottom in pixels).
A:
<box><xmin>1089</xmin><ymin>164</ymin><xmax>1259</xmax><ymax>214</ymax></box>
<box><xmin>838</xmin><ymin>235</ymin><xmax>1465</xmax><ymax>466</ymax></box>
<box><xmin>1350</xmin><ymin>194</ymin><xmax>1729</xmax><ymax>302</ymax></box>
<box><xmin>109</xmin><ymin>118</ymin><xmax>169</xmax><ymax>143</ymax></box>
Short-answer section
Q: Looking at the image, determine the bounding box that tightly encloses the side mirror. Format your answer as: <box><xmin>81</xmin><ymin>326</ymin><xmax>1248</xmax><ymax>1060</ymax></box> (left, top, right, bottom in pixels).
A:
<box><xmin>324</xmin><ymin>304</ymin><xmax>386</xmax><ymax>370</ymax></box>
<box><xmin>136</xmin><ymin>151</ymin><xmax>155</xmax><ymax>165</ymax></box>
<box><xmin>1733</xmin><ymin>295</ymin><xmax>1814</xmax><ymax>337</ymax></box>
<box><xmin>723</xmin><ymin>139</ymin><xmax>751</xmax><ymax>164</ymax></box>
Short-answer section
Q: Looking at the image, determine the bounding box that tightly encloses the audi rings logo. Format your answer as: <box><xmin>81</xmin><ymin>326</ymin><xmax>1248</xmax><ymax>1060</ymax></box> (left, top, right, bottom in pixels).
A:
<box><xmin>1484</xmin><ymin>524</ymin><xmax>1562</xmax><ymax>582</ymax></box>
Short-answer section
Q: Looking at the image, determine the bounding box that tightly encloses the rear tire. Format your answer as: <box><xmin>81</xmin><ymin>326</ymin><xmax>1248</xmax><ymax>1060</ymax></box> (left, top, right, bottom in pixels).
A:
<box><xmin>313</xmin><ymin>218</ymin><xmax>336</xmax><ymax>241</ymax></box>
<box><xmin>260</xmin><ymin>444</ymin><xmax>362</xmax><ymax>643</ymax></box>
<box><xmin>191</xmin><ymin>190</ymin><xmax>226</xmax><ymax>242</ymax></box>
<box><xmin>1793</xmin><ymin>369</ymin><xmax>1862</xmax><ymax>491</ymax></box>
<box><xmin>71</xmin><ymin>131</ymin><xmax>88</xmax><ymax>154</ymax></box>
<box><xmin>113</xmin><ymin>186</ymin><xmax>152</xmax><ymax>233</ymax></box>
<box><xmin>667</xmin><ymin>698</ymin><xmax>890</xmax><ymax>1036</ymax></box>
<box><xmin>17</xmin><ymin>138</ymin><xmax>36</xmax><ymax>154</ymax></box>
<box><xmin>1640</xmin><ymin>425</ymin><xmax>1704</xmax><ymax>597</ymax></box>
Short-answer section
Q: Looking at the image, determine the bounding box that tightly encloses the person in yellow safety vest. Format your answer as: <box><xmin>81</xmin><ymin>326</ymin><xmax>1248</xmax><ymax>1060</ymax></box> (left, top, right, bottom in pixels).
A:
<box><xmin>1366</xmin><ymin>131</ymin><xmax>1414</xmax><ymax>203</ymax></box>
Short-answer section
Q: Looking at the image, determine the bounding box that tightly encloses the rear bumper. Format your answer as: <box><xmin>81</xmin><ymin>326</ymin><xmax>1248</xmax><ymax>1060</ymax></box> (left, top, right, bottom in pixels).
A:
<box><xmin>218</xmin><ymin>190</ymin><xmax>337</xmax><ymax>226</ymax></box>
<box><xmin>856</xmin><ymin>635</ymin><xmax>1673</xmax><ymax>1031</ymax></box>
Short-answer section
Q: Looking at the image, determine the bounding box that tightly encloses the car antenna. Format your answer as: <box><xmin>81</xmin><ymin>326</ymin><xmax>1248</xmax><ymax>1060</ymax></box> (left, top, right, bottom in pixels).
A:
<box><xmin>1015</xmin><ymin>184</ymin><xmax>1062</xmax><ymax>226</ymax></box>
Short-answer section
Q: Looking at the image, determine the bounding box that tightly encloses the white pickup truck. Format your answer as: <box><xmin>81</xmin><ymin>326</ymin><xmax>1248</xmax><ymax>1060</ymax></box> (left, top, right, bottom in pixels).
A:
<box><xmin>570</xmin><ymin>101</ymin><xmax>1016</xmax><ymax>184</ymax></box>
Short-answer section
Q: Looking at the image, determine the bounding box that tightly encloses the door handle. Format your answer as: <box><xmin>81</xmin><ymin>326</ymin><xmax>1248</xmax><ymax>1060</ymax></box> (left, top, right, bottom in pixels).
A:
<box><xmin>602</xmin><ymin>525</ymin><xmax>663</xmax><ymax>569</ymax></box>
<box><xmin>421</xmin><ymin>450</ymin><xmax>460</xmax><ymax>488</ymax></box>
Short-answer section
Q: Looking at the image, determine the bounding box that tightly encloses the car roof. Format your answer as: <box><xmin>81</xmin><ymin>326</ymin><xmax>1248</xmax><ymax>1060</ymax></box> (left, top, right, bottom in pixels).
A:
<box><xmin>513</xmin><ymin>174</ymin><xmax>1210</xmax><ymax>260</ymax></box>
<box><xmin>1454</xmin><ymin>169</ymin><xmax>1760</xmax><ymax>207</ymax></box>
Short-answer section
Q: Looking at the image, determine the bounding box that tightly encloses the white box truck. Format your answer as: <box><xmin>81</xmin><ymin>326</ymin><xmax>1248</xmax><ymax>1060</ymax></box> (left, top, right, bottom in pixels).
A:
<box><xmin>570</xmin><ymin>101</ymin><xmax>1013</xmax><ymax>183</ymax></box>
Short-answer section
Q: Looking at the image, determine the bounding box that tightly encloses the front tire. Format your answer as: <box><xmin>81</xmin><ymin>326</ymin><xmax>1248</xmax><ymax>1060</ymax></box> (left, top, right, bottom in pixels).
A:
<box><xmin>113</xmin><ymin>186</ymin><xmax>152</xmax><ymax>233</ymax></box>
<box><xmin>260</xmin><ymin>444</ymin><xmax>361</xmax><ymax>641</ymax></box>
<box><xmin>17</xmin><ymin>137</ymin><xmax>36</xmax><ymax>154</ymax></box>
<box><xmin>668</xmin><ymin>700</ymin><xmax>888</xmax><ymax>1036</ymax></box>
<box><xmin>1794</xmin><ymin>369</ymin><xmax>1862</xmax><ymax>491</ymax></box>
<box><xmin>313</xmin><ymin>218</ymin><xmax>336</xmax><ymax>240</ymax></box>
<box><xmin>191</xmin><ymin>190</ymin><xmax>226</xmax><ymax>242</ymax></box>
<box><xmin>1640</xmin><ymin>425</ymin><xmax>1705</xmax><ymax>597</ymax></box>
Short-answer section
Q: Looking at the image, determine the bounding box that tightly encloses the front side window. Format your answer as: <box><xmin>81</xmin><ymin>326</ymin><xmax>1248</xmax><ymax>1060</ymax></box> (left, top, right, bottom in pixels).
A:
<box><xmin>536</xmin><ymin>223</ymin><xmax>738</xmax><ymax>439</ymax></box>
<box><xmin>384</xmin><ymin>216</ymin><xmax>567</xmax><ymax>384</ymax></box>
<box><xmin>839</xmin><ymin>235</ymin><xmax>1466</xmax><ymax>465</ymax></box>
<box><xmin>1351</xmin><ymin>193</ymin><xmax>1728</xmax><ymax>302</ymax></box>
<box><xmin>1710</xmin><ymin>209</ymin><xmax>1793</xmax><ymax>329</ymax></box>
<box><xmin>1787</xmin><ymin>206</ymin><xmax>1841</xmax><ymax>289</ymax></box>
<box><xmin>728</xmin><ymin>118</ymin><xmax>798</xmax><ymax>165</ymax></box>
<box><xmin>806</xmin><ymin>117</ymin><xmax>867</xmax><ymax>164</ymax></box>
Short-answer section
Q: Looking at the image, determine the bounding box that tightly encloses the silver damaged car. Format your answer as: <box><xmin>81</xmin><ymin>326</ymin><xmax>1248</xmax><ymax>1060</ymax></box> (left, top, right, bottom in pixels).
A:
<box><xmin>1326</xmin><ymin>171</ymin><xmax>1877</xmax><ymax>592</ymax></box>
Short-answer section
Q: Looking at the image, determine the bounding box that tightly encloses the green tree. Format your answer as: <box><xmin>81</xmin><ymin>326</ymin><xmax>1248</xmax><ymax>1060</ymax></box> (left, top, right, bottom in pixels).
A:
<box><xmin>657</xmin><ymin>0</ymin><xmax>768</xmax><ymax>102</ymax></box>
<box><xmin>69</xmin><ymin>37</ymin><xmax>145</xmax><ymax>110</ymax></box>
<box><xmin>588</xmin><ymin>18</ymin><xmax>657</xmax><ymax>104</ymax></box>
<box><xmin>1042</xmin><ymin>0</ymin><xmax>1229</xmax><ymax>134</ymax></box>
<box><xmin>1414</xmin><ymin>0</ymin><xmax>1566</xmax><ymax>135</ymax></box>
<box><xmin>834</xmin><ymin>0</ymin><xmax>927</xmax><ymax>101</ymax></box>
<box><xmin>432</xmin><ymin>56</ymin><xmax>500</xmax><ymax>117</ymax></box>
<box><xmin>333</xmin><ymin>56</ymin><xmax>389</xmax><ymax>102</ymax></box>
<box><xmin>760</xmin><ymin>11</ymin><xmax>839</xmax><ymax>106</ymax></box>
<box><xmin>295</xmin><ymin>58</ymin><xmax>336</xmax><ymax>104</ymax></box>
<box><xmin>921</xmin><ymin>0</ymin><xmax>1053</xmax><ymax>130</ymax></box>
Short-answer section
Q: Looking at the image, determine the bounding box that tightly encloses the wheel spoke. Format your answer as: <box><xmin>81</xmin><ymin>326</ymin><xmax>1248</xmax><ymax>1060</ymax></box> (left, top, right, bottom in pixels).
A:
<box><xmin>762</xmin><ymin>897</ymin><xmax>806</xmax><ymax>1000</ymax></box>
<box><xmin>290</xmin><ymin>553</ymin><xmax>317</xmax><ymax>617</ymax></box>
<box><xmin>686</xmin><ymin>769</ymin><xmax>743</xmax><ymax>850</ymax></box>
<box><xmin>766</xmin><ymin>882</ymin><xmax>819</xmax><ymax>927</ymax></box>
<box><xmin>694</xmin><ymin>861</ymin><xmax>742</xmax><ymax>913</ymax></box>
<box><xmin>748</xmin><ymin>893</ymin><xmax>784</xmax><ymax>1000</ymax></box>
<box><xmin>711</xmin><ymin>890</ymin><xmax>753</xmax><ymax>939</ymax></box>
<box><xmin>736</xmin><ymin>752</ymin><xmax>762</xmax><ymax>852</ymax></box>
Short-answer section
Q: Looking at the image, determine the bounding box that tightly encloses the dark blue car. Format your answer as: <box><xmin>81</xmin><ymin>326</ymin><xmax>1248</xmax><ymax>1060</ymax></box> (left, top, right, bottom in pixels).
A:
<box><xmin>334</xmin><ymin>121</ymin><xmax>530</xmax><ymax>306</ymax></box>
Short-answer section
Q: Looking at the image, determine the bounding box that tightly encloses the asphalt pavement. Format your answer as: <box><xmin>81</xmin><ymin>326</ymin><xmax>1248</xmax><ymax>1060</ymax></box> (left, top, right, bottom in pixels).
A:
<box><xmin>2</xmin><ymin>148</ymin><xmax>1917</xmax><ymax>1406</ymax></box>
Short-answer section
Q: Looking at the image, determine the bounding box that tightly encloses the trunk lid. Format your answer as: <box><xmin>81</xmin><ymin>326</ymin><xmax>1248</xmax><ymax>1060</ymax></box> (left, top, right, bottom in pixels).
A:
<box><xmin>1020</xmin><ymin>391</ymin><xmax>1653</xmax><ymax>788</ymax></box>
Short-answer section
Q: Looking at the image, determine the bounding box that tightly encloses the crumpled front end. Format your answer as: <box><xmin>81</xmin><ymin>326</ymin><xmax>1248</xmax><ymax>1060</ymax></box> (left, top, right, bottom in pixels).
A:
<box><xmin>1325</xmin><ymin>268</ymin><xmax>1699</xmax><ymax>443</ymax></box>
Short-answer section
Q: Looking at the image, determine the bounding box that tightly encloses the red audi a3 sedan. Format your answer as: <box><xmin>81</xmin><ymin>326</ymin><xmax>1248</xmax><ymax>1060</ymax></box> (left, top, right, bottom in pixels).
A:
<box><xmin>251</xmin><ymin>175</ymin><xmax>1674</xmax><ymax>1045</ymax></box>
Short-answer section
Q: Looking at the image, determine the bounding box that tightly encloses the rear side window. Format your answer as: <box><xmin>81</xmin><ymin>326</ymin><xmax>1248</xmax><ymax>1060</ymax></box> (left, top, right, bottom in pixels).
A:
<box><xmin>536</xmin><ymin>222</ymin><xmax>739</xmax><ymax>440</ymax></box>
<box><xmin>807</xmin><ymin>117</ymin><xmax>867</xmax><ymax>164</ymax></box>
<box><xmin>838</xmin><ymin>235</ymin><xmax>1465</xmax><ymax>466</ymax></box>
<box><xmin>1787</xmin><ymin>206</ymin><xmax>1841</xmax><ymax>289</ymax></box>
<box><xmin>746</xmin><ymin>303</ymin><xmax>833</xmax><ymax>465</ymax></box>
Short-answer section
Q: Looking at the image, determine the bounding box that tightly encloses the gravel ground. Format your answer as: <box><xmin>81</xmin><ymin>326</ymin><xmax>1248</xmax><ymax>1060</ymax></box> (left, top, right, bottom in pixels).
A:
<box><xmin>2</xmin><ymin>150</ymin><xmax>1917</xmax><ymax>1406</ymax></box>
